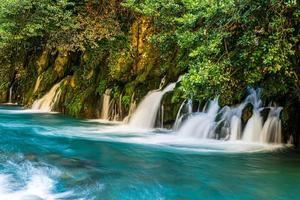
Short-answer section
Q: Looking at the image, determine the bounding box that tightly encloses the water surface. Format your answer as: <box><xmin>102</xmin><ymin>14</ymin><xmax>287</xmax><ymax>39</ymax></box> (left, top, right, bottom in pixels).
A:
<box><xmin>0</xmin><ymin>105</ymin><xmax>299</xmax><ymax>200</ymax></box>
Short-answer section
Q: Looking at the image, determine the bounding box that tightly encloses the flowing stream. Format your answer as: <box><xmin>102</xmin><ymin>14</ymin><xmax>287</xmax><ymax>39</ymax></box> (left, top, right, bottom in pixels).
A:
<box><xmin>0</xmin><ymin>105</ymin><xmax>299</xmax><ymax>200</ymax></box>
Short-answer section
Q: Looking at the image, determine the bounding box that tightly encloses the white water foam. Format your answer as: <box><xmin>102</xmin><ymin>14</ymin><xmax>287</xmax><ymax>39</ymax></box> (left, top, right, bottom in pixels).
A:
<box><xmin>26</xmin><ymin>122</ymin><xmax>286</xmax><ymax>154</ymax></box>
<box><xmin>0</xmin><ymin>166</ymin><xmax>72</xmax><ymax>200</ymax></box>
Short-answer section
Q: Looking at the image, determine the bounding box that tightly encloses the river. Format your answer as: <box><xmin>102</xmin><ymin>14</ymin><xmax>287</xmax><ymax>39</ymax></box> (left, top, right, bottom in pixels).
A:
<box><xmin>0</xmin><ymin>105</ymin><xmax>299</xmax><ymax>200</ymax></box>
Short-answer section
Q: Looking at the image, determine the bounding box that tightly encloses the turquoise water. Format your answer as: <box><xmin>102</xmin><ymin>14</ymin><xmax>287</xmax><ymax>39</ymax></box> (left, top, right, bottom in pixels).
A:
<box><xmin>0</xmin><ymin>105</ymin><xmax>299</xmax><ymax>200</ymax></box>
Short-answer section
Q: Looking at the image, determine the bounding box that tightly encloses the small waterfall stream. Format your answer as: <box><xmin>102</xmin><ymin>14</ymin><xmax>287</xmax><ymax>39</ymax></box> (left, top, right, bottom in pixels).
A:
<box><xmin>100</xmin><ymin>89</ymin><xmax>111</xmax><ymax>120</ymax></box>
<box><xmin>128</xmin><ymin>82</ymin><xmax>177</xmax><ymax>129</ymax></box>
<box><xmin>173</xmin><ymin>99</ymin><xmax>193</xmax><ymax>130</ymax></box>
<box><xmin>242</xmin><ymin>88</ymin><xmax>263</xmax><ymax>142</ymax></box>
<box><xmin>260</xmin><ymin>107</ymin><xmax>282</xmax><ymax>143</ymax></box>
<box><xmin>32</xmin><ymin>82</ymin><xmax>62</xmax><ymax>112</ymax></box>
<box><xmin>219</xmin><ymin>104</ymin><xmax>245</xmax><ymax>141</ymax></box>
<box><xmin>242</xmin><ymin>111</ymin><xmax>263</xmax><ymax>142</ymax></box>
<box><xmin>230</xmin><ymin>115</ymin><xmax>242</xmax><ymax>140</ymax></box>
<box><xmin>33</xmin><ymin>75</ymin><xmax>43</xmax><ymax>93</ymax></box>
<box><xmin>8</xmin><ymin>86</ymin><xmax>13</xmax><ymax>104</ymax></box>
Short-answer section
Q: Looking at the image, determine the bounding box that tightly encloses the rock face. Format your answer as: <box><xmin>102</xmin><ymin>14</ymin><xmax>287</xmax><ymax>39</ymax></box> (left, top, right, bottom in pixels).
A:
<box><xmin>1</xmin><ymin>12</ymin><xmax>181</xmax><ymax>120</ymax></box>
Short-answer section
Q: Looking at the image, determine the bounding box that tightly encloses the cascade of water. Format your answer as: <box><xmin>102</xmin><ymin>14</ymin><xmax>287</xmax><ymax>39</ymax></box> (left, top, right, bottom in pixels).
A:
<box><xmin>173</xmin><ymin>100</ymin><xmax>187</xmax><ymax>130</ymax></box>
<box><xmin>242</xmin><ymin>89</ymin><xmax>263</xmax><ymax>142</ymax></box>
<box><xmin>242</xmin><ymin>111</ymin><xmax>263</xmax><ymax>142</ymax></box>
<box><xmin>175</xmin><ymin>88</ymin><xmax>283</xmax><ymax>144</ymax></box>
<box><xmin>177</xmin><ymin>99</ymin><xmax>219</xmax><ymax>138</ymax></box>
<box><xmin>187</xmin><ymin>99</ymin><xmax>193</xmax><ymax>114</ymax></box>
<box><xmin>112</xmin><ymin>98</ymin><xmax>121</xmax><ymax>121</ymax></box>
<box><xmin>33</xmin><ymin>75</ymin><xmax>43</xmax><ymax>93</ymax></box>
<box><xmin>100</xmin><ymin>89</ymin><xmax>111</xmax><ymax>120</ymax></box>
<box><xmin>129</xmin><ymin>82</ymin><xmax>177</xmax><ymax>129</ymax></box>
<box><xmin>118</xmin><ymin>94</ymin><xmax>123</xmax><ymax>120</ymax></box>
<box><xmin>8</xmin><ymin>86</ymin><xmax>13</xmax><ymax>104</ymax></box>
<box><xmin>261</xmin><ymin>107</ymin><xmax>282</xmax><ymax>143</ymax></box>
<box><xmin>245</xmin><ymin>88</ymin><xmax>262</xmax><ymax>110</ymax></box>
<box><xmin>219</xmin><ymin>103</ymin><xmax>246</xmax><ymax>141</ymax></box>
<box><xmin>230</xmin><ymin>115</ymin><xmax>242</xmax><ymax>140</ymax></box>
<box><xmin>123</xmin><ymin>94</ymin><xmax>136</xmax><ymax>123</ymax></box>
<box><xmin>32</xmin><ymin>82</ymin><xmax>62</xmax><ymax>112</ymax></box>
<box><xmin>173</xmin><ymin>99</ymin><xmax>194</xmax><ymax>130</ymax></box>
<box><xmin>160</xmin><ymin>105</ymin><xmax>164</xmax><ymax>128</ymax></box>
<box><xmin>287</xmin><ymin>135</ymin><xmax>294</xmax><ymax>145</ymax></box>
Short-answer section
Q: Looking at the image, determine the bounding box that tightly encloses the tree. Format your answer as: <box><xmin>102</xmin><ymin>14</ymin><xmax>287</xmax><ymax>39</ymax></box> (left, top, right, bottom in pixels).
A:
<box><xmin>124</xmin><ymin>0</ymin><xmax>300</xmax><ymax>105</ymax></box>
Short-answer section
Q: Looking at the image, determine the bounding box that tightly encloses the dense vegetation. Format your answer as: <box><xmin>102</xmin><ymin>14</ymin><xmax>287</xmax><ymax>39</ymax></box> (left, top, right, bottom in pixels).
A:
<box><xmin>0</xmin><ymin>0</ymin><xmax>299</xmax><ymax>144</ymax></box>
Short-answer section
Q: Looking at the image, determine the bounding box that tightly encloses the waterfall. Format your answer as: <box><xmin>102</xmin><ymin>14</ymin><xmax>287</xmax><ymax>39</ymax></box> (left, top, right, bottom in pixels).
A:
<box><xmin>160</xmin><ymin>105</ymin><xmax>164</xmax><ymax>128</ymax></box>
<box><xmin>287</xmin><ymin>135</ymin><xmax>294</xmax><ymax>145</ymax></box>
<box><xmin>129</xmin><ymin>82</ymin><xmax>177</xmax><ymax>129</ymax></box>
<box><xmin>100</xmin><ymin>89</ymin><xmax>111</xmax><ymax>120</ymax></box>
<box><xmin>33</xmin><ymin>75</ymin><xmax>43</xmax><ymax>93</ymax></box>
<box><xmin>123</xmin><ymin>94</ymin><xmax>137</xmax><ymax>123</ymax></box>
<box><xmin>5</xmin><ymin>82</ymin><xmax>17</xmax><ymax>105</ymax></box>
<box><xmin>260</xmin><ymin>107</ymin><xmax>282</xmax><ymax>143</ymax></box>
<box><xmin>187</xmin><ymin>99</ymin><xmax>193</xmax><ymax>114</ymax></box>
<box><xmin>230</xmin><ymin>115</ymin><xmax>242</xmax><ymax>140</ymax></box>
<box><xmin>244</xmin><ymin>88</ymin><xmax>262</xmax><ymax>110</ymax></box>
<box><xmin>242</xmin><ymin>89</ymin><xmax>263</xmax><ymax>142</ymax></box>
<box><xmin>173</xmin><ymin>99</ymin><xmax>193</xmax><ymax>130</ymax></box>
<box><xmin>218</xmin><ymin>103</ymin><xmax>245</xmax><ymax>141</ymax></box>
<box><xmin>177</xmin><ymin>99</ymin><xmax>219</xmax><ymax>138</ymax></box>
<box><xmin>32</xmin><ymin>82</ymin><xmax>62</xmax><ymax>112</ymax></box>
<box><xmin>173</xmin><ymin>100</ymin><xmax>187</xmax><ymax>130</ymax></box>
<box><xmin>8</xmin><ymin>86</ymin><xmax>13</xmax><ymax>104</ymax></box>
<box><xmin>242</xmin><ymin>111</ymin><xmax>263</xmax><ymax>142</ymax></box>
<box><xmin>174</xmin><ymin>88</ymin><xmax>283</xmax><ymax>144</ymax></box>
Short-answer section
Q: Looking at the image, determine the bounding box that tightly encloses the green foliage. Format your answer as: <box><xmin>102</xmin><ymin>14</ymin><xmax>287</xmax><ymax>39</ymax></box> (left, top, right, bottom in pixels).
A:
<box><xmin>124</xmin><ymin>0</ymin><xmax>300</xmax><ymax>105</ymax></box>
<box><xmin>122</xmin><ymin>95</ymin><xmax>131</xmax><ymax>107</ymax></box>
<box><xmin>0</xmin><ymin>0</ymin><xmax>123</xmax><ymax>53</ymax></box>
<box><xmin>0</xmin><ymin>0</ymin><xmax>74</xmax><ymax>48</ymax></box>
